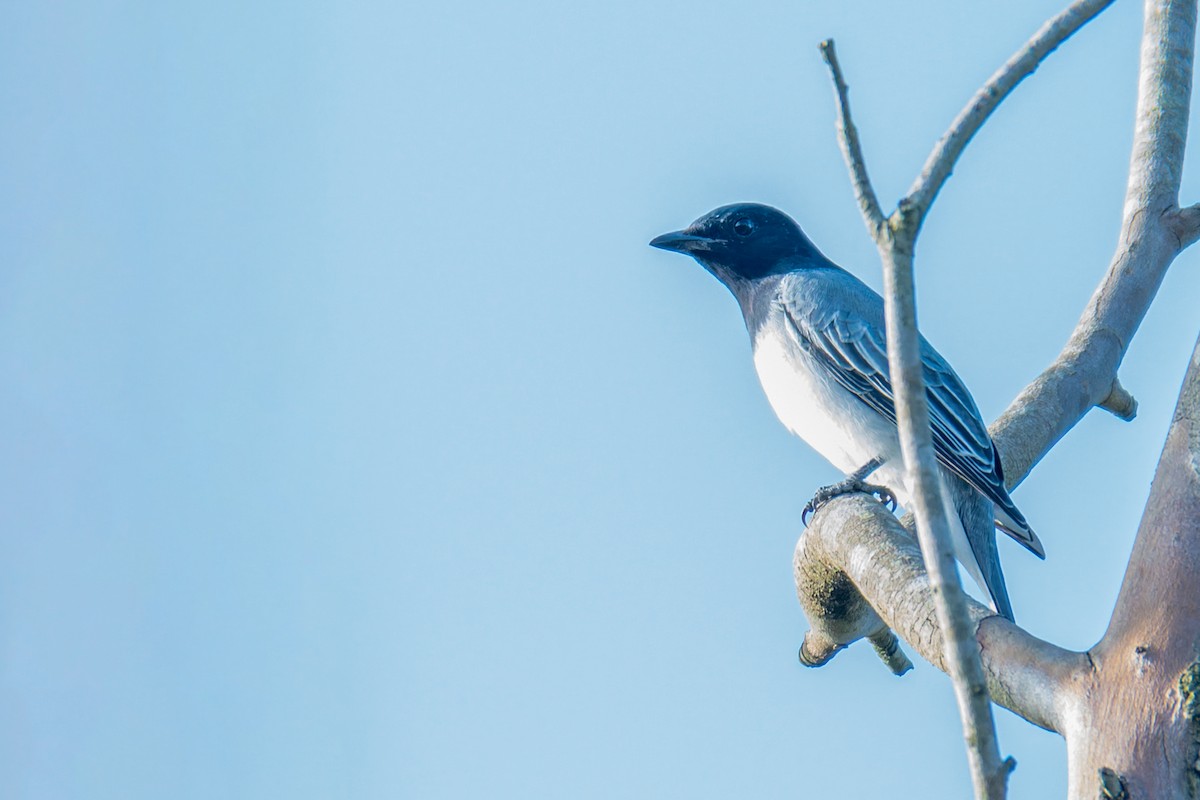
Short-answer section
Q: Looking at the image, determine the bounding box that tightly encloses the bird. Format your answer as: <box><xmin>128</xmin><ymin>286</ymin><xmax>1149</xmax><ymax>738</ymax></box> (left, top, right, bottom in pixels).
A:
<box><xmin>650</xmin><ymin>202</ymin><xmax>1042</xmax><ymax>621</ymax></box>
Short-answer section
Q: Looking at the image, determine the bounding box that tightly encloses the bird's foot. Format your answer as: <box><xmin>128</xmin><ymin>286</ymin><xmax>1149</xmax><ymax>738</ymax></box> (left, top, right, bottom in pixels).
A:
<box><xmin>802</xmin><ymin>478</ymin><xmax>896</xmax><ymax>527</ymax></box>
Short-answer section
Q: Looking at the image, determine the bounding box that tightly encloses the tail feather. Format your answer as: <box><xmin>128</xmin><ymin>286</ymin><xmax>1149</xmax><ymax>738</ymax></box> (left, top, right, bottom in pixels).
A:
<box><xmin>995</xmin><ymin>506</ymin><xmax>1045</xmax><ymax>559</ymax></box>
<box><xmin>949</xmin><ymin>478</ymin><xmax>1017</xmax><ymax>622</ymax></box>
<box><xmin>985</xmin><ymin>563</ymin><xmax>1015</xmax><ymax>622</ymax></box>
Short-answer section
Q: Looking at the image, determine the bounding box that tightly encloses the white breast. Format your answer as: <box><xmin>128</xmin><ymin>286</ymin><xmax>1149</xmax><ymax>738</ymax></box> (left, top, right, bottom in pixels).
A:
<box><xmin>751</xmin><ymin>319</ymin><xmax>902</xmax><ymax>482</ymax></box>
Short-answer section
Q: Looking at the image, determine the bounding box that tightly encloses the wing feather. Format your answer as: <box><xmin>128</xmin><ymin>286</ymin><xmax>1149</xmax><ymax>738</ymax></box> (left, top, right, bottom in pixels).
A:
<box><xmin>782</xmin><ymin>296</ymin><xmax>1039</xmax><ymax>554</ymax></box>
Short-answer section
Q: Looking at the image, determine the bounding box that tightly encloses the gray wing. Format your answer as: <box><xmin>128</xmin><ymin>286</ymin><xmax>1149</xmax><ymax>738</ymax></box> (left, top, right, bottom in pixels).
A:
<box><xmin>781</xmin><ymin>295</ymin><xmax>1039</xmax><ymax>556</ymax></box>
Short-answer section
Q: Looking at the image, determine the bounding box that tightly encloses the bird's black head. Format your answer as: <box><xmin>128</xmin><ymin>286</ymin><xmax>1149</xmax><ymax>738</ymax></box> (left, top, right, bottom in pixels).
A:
<box><xmin>649</xmin><ymin>203</ymin><xmax>824</xmax><ymax>286</ymax></box>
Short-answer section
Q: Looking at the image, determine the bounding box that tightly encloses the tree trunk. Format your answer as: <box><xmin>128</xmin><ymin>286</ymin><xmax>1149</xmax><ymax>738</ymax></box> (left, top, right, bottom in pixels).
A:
<box><xmin>1063</xmin><ymin>333</ymin><xmax>1200</xmax><ymax>798</ymax></box>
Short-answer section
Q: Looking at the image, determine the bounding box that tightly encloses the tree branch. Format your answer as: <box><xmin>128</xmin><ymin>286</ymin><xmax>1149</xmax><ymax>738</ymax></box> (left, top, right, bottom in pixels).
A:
<box><xmin>990</xmin><ymin>0</ymin><xmax>1199</xmax><ymax>488</ymax></box>
<box><xmin>1062</xmin><ymin>330</ymin><xmax>1200</xmax><ymax>798</ymax></box>
<box><xmin>818</xmin><ymin>39</ymin><xmax>886</xmax><ymax>242</ymax></box>
<box><xmin>881</xmin><ymin>222</ymin><xmax>1015</xmax><ymax>799</ymax></box>
<box><xmin>906</xmin><ymin>0</ymin><xmax>1116</xmax><ymax>227</ymax></box>
<box><xmin>796</xmin><ymin>494</ymin><xmax>1082</xmax><ymax>734</ymax></box>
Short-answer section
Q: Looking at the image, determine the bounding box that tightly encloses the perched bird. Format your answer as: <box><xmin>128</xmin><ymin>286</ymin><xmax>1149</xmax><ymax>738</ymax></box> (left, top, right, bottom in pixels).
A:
<box><xmin>650</xmin><ymin>203</ymin><xmax>1042</xmax><ymax>621</ymax></box>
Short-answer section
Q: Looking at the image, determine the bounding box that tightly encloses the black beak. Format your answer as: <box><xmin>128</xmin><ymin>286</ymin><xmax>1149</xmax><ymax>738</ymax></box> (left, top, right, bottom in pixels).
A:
<box><xmin>649</xmin><ymin>231</ymin><xmax>713</xmax><ymax>253</ymax></box>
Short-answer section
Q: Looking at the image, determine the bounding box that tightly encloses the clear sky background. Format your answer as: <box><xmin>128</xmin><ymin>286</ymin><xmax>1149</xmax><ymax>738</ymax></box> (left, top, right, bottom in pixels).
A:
<box><xmin>2</xmin><ymin>1</ymin><xmax>1198</xmax><ymax>798</ymax></box>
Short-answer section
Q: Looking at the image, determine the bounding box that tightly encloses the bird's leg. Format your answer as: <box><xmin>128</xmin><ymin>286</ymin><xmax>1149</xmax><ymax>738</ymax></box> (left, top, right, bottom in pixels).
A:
<box><xmin>802</xmin><ymin>457</ymin><xmax>897</xmax><ymax>526</ymax></box>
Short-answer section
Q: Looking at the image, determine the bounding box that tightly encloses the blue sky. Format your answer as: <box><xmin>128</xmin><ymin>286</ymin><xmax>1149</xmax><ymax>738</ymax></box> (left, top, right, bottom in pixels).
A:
<box><xmin>2</xmin><ymin>1</ymin><xmax>1198</xmax><ymax>797</ymax></box>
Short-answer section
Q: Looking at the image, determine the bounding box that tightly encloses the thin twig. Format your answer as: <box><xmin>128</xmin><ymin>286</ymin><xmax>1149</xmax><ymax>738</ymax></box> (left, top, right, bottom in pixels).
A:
<box><xmin>818</xmin><ymin>39</ymin><xmax>886</xmax><ymax>242</ymax></box>
<box><xmin>906</xmin><ymin>0</ymin><xmax>1116</xmax><ymax>226</ymax></box>
<box><xmin>879</xmin><ymin>237</ymin><xmax>1015</xmax><ymax>799</ymax></box>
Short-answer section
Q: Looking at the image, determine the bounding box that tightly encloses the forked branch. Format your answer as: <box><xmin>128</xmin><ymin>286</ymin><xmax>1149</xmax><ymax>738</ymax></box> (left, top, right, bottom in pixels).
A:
<box><xmin>820</xmin><ymin>0</ymin><xmax>1116</xmax><ymax>242</ymax></box>
<box><xmin>906</xmin><ymin>0</ymin><xmax>1117</xmax><ymax>225</ymax></box>
<box><xmin>796</xmin><ymin>494</ymin><xmax>1084</xmax><ymax>734</ymax></box>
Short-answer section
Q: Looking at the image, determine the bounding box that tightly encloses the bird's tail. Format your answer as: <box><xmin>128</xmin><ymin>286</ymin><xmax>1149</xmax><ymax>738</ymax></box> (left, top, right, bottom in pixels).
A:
<box><xmin>950</xmin><ymin>482</ymin><xmax>1017</xmax><ymax>622</ymax></box>
<box><xmin>995</xmin><ymin>506</ymin><xmax>1045</xmax><ymax>559</ymax></box>
<box><xmin>986</xmin><ymin>566</ymin><xmax>1015</xmax><ymax>622</ymax></box>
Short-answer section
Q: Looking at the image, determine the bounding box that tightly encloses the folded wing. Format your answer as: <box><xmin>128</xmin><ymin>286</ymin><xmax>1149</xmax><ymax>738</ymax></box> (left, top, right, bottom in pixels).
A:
<box><xmin>782</xmin><ymin>297</ymin><xmax>1044</xmax><ymax>558</ymax></box>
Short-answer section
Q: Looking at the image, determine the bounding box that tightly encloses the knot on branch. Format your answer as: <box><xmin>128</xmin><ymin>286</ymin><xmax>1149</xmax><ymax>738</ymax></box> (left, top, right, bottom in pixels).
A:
<box><xmin>1179</xmin><ymin>659</ymin><xmax>1200</xmax><ymax>796</ymax></box>
<box><xmin>887</xmin><ymin>201</ymin><xmax>922</xmax><ymax>253</ymax></box>
<box><xmin>794</xmin><ymin>551</ymin><xmax>913</xmax><ymax>675</ymax></box>
<box><xmin>795</xmin><ymin>495</ymin><xmax>914</xmax><ymax>675</ymax></box>
<box><xmin>1099</xmin><ymin>377</ymin><xmax>1138</xmax><ymax>421</ymax></box>
<box><xmin>1098</xmin><ymin>767</ymin><xmax>1129</xmax><ymax>800</ymax></box>
<box><xmin>988</xmin><ymin>757</ymin><xmax>1017</xmax><ymax>797</ymax></box>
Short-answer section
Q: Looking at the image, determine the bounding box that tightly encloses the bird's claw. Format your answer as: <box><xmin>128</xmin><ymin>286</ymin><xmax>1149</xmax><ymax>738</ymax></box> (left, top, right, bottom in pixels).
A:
<box><xmin>802</xmin><ymin>479</ymin><xmax>897</xmax><ymax>527</ymax></box>
<box><xmin>873</xmin><ymin>485</ymin><xmax>897</xmax><ymax>512</ymax></box>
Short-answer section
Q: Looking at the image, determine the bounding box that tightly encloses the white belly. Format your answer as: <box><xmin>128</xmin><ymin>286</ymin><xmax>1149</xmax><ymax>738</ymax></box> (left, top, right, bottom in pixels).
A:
<box><xmin>752</xmin><ymin>325</ymin><xmax>900</xmax><ymax>477</ymax></box>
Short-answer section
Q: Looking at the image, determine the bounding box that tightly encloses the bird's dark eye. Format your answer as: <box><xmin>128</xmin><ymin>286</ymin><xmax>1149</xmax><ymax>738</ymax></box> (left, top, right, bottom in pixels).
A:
<box><xmin>733</xmin><ymin>217</ymin><xmax>755</xmax><ymax>236</ymax></box>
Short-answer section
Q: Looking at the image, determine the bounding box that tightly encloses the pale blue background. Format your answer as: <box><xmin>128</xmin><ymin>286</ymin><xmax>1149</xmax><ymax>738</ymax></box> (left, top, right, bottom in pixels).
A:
<box><xmin>2</xmin><ymin>1</ymin><xmax>1197</xmax><ymax>797</ymax></box>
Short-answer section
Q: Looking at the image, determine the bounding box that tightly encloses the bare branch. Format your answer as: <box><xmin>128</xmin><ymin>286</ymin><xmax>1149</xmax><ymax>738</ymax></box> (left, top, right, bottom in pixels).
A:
<box><xmin>796</xmin><ymin>494</ymin><xmax>1082</xmax><ymax>733</ymax></box>
<box><xmin>906</xmin><ymin>0</ymin><xmax>1115</xmax><ymax>225</ymax></box>
<box><xmin>1126</xmin><ymin>0</ymin><xmax>1196</xmax><ymax>211</ymax></box>
<box><xmin>991</xmin><ymin>0</ymin><xmax>1198</xmax><ymax>488</ymax></box>
<box><xmin>794</xmin><ymin>511</ymin><xmax>914</xmax><ymax>676</ymax></box>
<box><xmin>879</xmin><ymin>232</ymin><xmax>1014</xmax><ymax>798</ymax></box>
<box><xmin>818</xmin><ymin>39</ymin><xmax>886</xmax><ymax>242</ymax></box>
